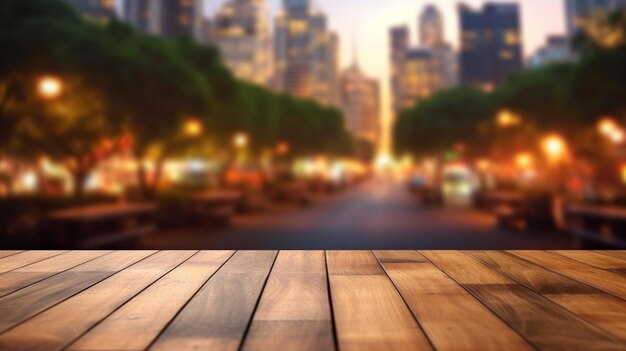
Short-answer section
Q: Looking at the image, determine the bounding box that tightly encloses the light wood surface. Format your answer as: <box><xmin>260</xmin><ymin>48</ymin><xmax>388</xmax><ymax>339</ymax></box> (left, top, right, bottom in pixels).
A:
<box><xmin>0</xmin><ymin>250</ymin><xmax>624</xmax><ymax>351</ymax></box>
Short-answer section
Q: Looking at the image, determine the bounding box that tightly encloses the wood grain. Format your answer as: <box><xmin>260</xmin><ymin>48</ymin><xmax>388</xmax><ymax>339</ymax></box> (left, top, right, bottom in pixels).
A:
<box><xmin>553</xmin><ymin>250</ymin><xmax>626</xmax><ymax>269</ymax></box>
<box><xmin>242</xmin><ymin>251</ymin><xmax>334</xmax><ymax>351</ymax></box>
<box><xmin>0</xmin><ymin>250</ymin><xmax>155</xmax><ymax>333</ymax></box>
<box><xmin>0</xmin><ymin>251</ymin><xmax>23</xmax><ymax>260</ymax></box>
<box><xmin>327</xmin><ymin>251</ymin><xmax>432</xmax><ymax>351</ymax></box>
<box><xmin>68</xmin><ymin>251</ymin><xmax>234</xmax><ymax>351</ymax></box>
<box><xmin>510</xmin><ymin>250</ymin><xmax>626</xmax><ymax>300</ymax></box>
<box><xmin>376</xmin><ymin>251</ymin><xmax>531</xmax><ymax>351</ymax></box>
<box><xmin>0</xmin><ymin>251</ymin><xmax>195</xmax><ymax>351</ymax></box>
<box><xmin>0</xmin><ymin>251</ymin><xmax>66</xmax><ymax>274</ymax></box>
<box><xmin>150</xmin><ymin>251</ymin><xmax>278</xmax><ymax>351</ymax></box>
<box><xmin>0</xmin><ymin>251</ymin><xmax>110</xmax><ymax>298</ymax></box>
<box><xmin>424</xmin><ymin>251</ymin><xmax>625</xmax><ymax>350</ymax></box>
<box><xmin>471</xmin><ymin>250</ymin><xmax>626</xmax><ymax>341</ymax></box>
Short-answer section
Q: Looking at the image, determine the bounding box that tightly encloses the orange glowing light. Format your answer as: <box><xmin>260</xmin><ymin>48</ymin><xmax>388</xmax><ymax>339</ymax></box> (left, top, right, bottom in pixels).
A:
<box><xmin>621</xmin><ymin>165</ymin><xmax>626</xmax><ymax>184</ymax></box>
<box><xmin>38</xmin><ymin>76</ymin><xmax>63</xmax><ymax>99</ymax></box>
<box><xmin>497</xmin><ymin>110</ymin><xmax>521</xmax><ymax>128</ymax></box>
<box><xmin>515</xmin><ymin>153</ymin><xmax>534</xmax><ymax>169</ymax></box>
<box><xmin>233</xmin><ymin>132</ymin><xmax>249</xmax><ymax>149</ymax></box>
<box><xmin>276</xmin><ymin>141</ymin><xmax>290</xmax><ymax>155</ymax></box>
<box><xmin>541</xmin><ymin>134</ymin><xmax>567</xmax><ymax>161</ymax></box>
<box><xmin>183</xmin><ymin>118</ymin><xmax>203</xmax><ymax>137</ymax></box>
<box><xmin>476</xmin><ymin>159</ymin><xmax>491</xmax><ymax>172</ymax></box>
<box><xmin>598</xmin><ymin>117</ymin><xmax>618</xmax><ymax>136</ymax></box>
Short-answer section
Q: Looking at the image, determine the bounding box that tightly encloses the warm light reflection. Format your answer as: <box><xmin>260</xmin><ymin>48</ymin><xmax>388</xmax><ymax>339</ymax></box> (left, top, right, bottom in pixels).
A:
<box><xmin>515</xmin><ymin>153</ymin><xmax>534</xmax><ymax>169</ymax></box>
<box><xmin>541</xmin><ymin>134</ymin><xmax>567</xmax><ymax>162</ymax></box>
<box><xmin>183</xmin><ymin>118</ymin><xmax>203</xmax><ymax>137</ymax></box>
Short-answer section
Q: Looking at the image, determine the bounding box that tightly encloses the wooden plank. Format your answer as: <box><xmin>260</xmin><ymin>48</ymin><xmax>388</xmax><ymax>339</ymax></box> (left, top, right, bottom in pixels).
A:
<box><xmin>423</xmin><ymin>251</ymin><xmax>625</xmax><ymax>350</ymax></box>
<box><xmin>0</xmin><ymin>251</ymin><xmax>66</xmax><ymax>274</ymax></box>
<box><xmin>327</xmin><ymin>251</ymin><xmax>432</xmax><ymax>351</ymax></box>
<box><xmin>598</xmin><ymin>251</ymin><xmax>626</xmax><ymax>260</ymax></box>
<box><xmin>375</xmin><ymin>251</ymin><xmax>531</xmax><ymax>350</ymax></box>
<box><xmin>68</xmin><ymin>251</ymin><xmax>234</xmax><ymax>351</ymax></box>
<box><xmin>0</xmin><ymin>250</ymin><xmax>196</xmax><ymax>351</ymax></box>
<box><xmin>552</xmin><ymin>251</ymin><xmax>626</xmax><ymax>269</ymax></box>
<box><xmin>0</xmin><ymin>251</ymin><xmax>23</xmax><ymax>260</ymax></box>
<box><xmin>150</xmin><ymin>251</ymin><xmax>278</xmax><ymax>351</ymax></box>
<box><xmin>510</xmin><ymin>251</ymin><xmax>626</xmax><ymax>300</ymax></box>
<box><xmin>471</xmin><ymin>251</ymin><xmax>626</xmax><ymax>341</ymax></box>
<box><xmin>0</xmin><ymin>251</ymin><xmax>110</xmax><ymax>298</ymax></box>
<box><xmin>0</xmin><ymin>250</ymin><xmax>155</xmax><ymax>333</ymax></box>
<box><xmin>241</xmin><ymin>251</ymin><xmax>334</xmax><ymax>351</ymax></box>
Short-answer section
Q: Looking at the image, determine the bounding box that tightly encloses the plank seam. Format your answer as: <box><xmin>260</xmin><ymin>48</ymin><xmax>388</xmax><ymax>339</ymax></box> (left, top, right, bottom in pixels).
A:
<box><xmin>506</xmin><ymin>251</ymin><xmax>626</xmax><ymax>303</ymax></box>
<box><xmin>550</xmin><ymin>250</ymin><xmax>626</xmax><ymax>271</ymax></box>
<box><xmin>0</xmin><ymin>251</ymin><xmax>24</xmax><ymax>260</ymax></box>
<box><xmin>419</xmin><ymin>251</ymin><xmax>541</xmax><ymax>351</ymax></box>
<box><xmin>467</xmin><ymin>251</ymin><xmax>626</xmax><ymax>343</ymax></box>
<box><xmin>324</xmin><ymin>250</ymin><xmax>340</xmax><ymax>351</ymax></box>
<box><xmin>142</xmin><ymin>250</ymin><xmax>238</xmax><ymax>351</ymax></box>
<box><xmin>0</xmin><ymin>251</ymin><xmax>69</xmax><ymax>276</ymax></box>
<box><xmin>371</xmin><ymin>250</ymin><xmax>437</xmax><ymax>351</ymax></box>
<box><xmin>237</xmin><ymin>250</ymin><xmax>280</xmax><ymax>351</ymax></box>
<box><xmin>0</xmin><ymin>250</ymin><xmax>114</xmax><ymax>299</ymax></box>
<box><xmin>0</xmin><ymin>250</ymin><xmax>162</xmax><ymax>336</ymax></box>
<box><xmin>63</xmin><ymin>250</ymin><xmax>202</xmax><ymax>350</ymax></box>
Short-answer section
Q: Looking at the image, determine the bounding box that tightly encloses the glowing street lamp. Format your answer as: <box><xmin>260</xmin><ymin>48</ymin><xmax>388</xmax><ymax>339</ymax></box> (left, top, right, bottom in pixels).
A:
<box><xmin>183</xmin><ymin>118</ymin><xmax>203</xmax><ymax>137</ymax></box>
<box><xmin>497</xmin><ymin>110</ymin><xmax>521</xmax><ymax>128</ymax></box>
<box><xmin>541</xmin><ymin>134</ymin><xmax>567</xmax><ymax>162</ymax></box>
<box><xmin>598</xmin><ymin>117</ymin><xmax>618</xmax><ymax>136</ymax></box>
<box><xmin>37</xmin><ymin>76</ymin><xmax>63</xmax><ymax>99</ymax></box>
<box><xmin>233</xmin><ymin>132</ymin><xmax>249</xmax><ymax>149</ymax></box>
<box><xmin>276</xmin><ymin>141</ymin><xmax>290</xmax><ymax>155</ymax></box>
<box><xmin>515</xmin><ymin>152</ymin><xmax>534</xmax><ymax>169</ymax></box>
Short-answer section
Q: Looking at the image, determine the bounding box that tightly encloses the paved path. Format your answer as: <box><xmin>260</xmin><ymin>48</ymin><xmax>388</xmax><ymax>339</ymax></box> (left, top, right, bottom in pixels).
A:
<box><xmin>145</xmin><ymin>178</ymin><xmax>573</xmax><ymax>249</ymax></box>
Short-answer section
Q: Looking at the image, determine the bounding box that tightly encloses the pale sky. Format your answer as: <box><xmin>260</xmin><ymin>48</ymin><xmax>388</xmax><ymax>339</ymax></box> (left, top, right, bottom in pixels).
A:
<box><xmin>203</xmin><ymin>0</ymin><xmax>567</xmax><ymax>151</ymax></box>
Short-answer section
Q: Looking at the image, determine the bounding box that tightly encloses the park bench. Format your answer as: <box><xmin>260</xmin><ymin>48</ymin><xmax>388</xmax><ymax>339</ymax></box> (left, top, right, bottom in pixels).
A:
<box><xmin>46</xmin><ymin>203</ymin><xmax>156</xmax><ymax>249</ymax></box>
<box><xmin>565</xmin><ymin>204</ymin><xmax>626</xmax><ymax>248</ymax></box>
<box><xmin>188</xmin><ymin>191</ymin><xmax>243</xmax><ymax>227</ymax></box>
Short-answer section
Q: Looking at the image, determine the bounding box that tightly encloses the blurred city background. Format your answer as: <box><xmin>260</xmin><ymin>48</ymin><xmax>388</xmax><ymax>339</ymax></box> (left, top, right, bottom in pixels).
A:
<box><xmin>1</xmin><ymin>0</ymin><xmax>626</xmax><ymax>249</ymax></box>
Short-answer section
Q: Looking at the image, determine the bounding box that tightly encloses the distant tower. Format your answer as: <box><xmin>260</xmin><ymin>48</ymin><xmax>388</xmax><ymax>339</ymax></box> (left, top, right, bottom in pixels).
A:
<box><xmin>458</xmin><ymin>2</ymin><xmax>523</xmax><ymax>88</ymax></box>
<box><xmin>121</xmin><ymin>0</ymin><xmax>205</xmax><ymax>41</ymax></box>
<box><xmin>274</xmin><ymin>0</ymin><xmax>340</xmax><ymax>106</ymax></box>
<box><xmin>389</xmin><ymin>26</ymin><xmax>409</xmax><ymax>116</ymax></box>
<box><xmin>420</xmin><ymin>5</ymin><xmax>444</xmax><ymax>47</ymax></box>
<box><xmin>64</xmin><ymin>0</ymin><xmax>117</xmax><ymax>24</ymax></box>
<box><xmin>212</xmin><ymin>0</ymin><xmax>272</xmax><ymax>86</ymax></box>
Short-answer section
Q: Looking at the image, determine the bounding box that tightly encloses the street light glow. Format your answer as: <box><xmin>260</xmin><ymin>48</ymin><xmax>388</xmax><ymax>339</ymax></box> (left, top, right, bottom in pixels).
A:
<box><xmin>541</xmin><ymin>134</ymin><xmax>567</xmax><ymax>161</ymax></box>
<box><xmin>37</xmin><ymin>76</ymin><xmax>62</xmax><ymax>99</ymax></box>
<box><xmin>515</xmin><ymin>153</ymin><xmax>534</xmax><ymax>169</ymax></box>
<box><xmin>276</xmin><ymin>141</ymin><xmax>290</xmax><ymax>155</ymax></box>
<box><xmin>233</xmin><ymin>132</ymin><xmax>249</xmax><ymax>149</ymax></box>
<box><xmin>497</xmin><ymin>110</ymin><xmax>521</xmax><ymax>128</ymax></box>
<box><xmin>183</xmin><ymin>118</ymin><xmax>203</xmax><ymax>137</ymax></box>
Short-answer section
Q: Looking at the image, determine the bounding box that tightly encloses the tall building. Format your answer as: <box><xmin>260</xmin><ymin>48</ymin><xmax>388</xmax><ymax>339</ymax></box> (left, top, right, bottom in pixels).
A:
<box><xmin>211</xmin><ymin>0</ymin><xmax>272</xmax><ymax>86</ymax></box>
<box><xmin>121</xmin><ymin>0</ymin><xmax>205</xmax><ymax>41</ymax></box>
<box><xmin>565</xmin><ymin>0</ymin><xmax>626</xmax><ymax>37</ymax></box>
<box><xmin>397</xmin><ymin>48</ymin><xmax>442</xmax><ymax>112</ymax></box>
<box><xmin>528</xmin><ymin>35</ymin><xmax>572</xmax><ymax>68</ymax></box>
<box><xmin>340</xmin><ymin>59</ymin><xmax>381</xmax><ymax>144</ymax></box>
<box><xmin>459</xmin><ymin>3</ymin><xmax>523</xmax><ymax>88</ymax></box>
<box><xmin>389</xmin><ymin>26</ymin><xmax>410</xmax><ymax>116</ymax></box>
<box><xmin>419</xmin><ymin>5</ymin><xmax>457</xmax><ymax>88</ymax></box>
<box><xmin>274</xmin><ymin>0</ymin><xmax>340</xmax><ymax>106</ymax></box>
<box><xmin>64</xmin><ymin>0</ymin><xmax>117</xmax><ymax>24</ymax></box>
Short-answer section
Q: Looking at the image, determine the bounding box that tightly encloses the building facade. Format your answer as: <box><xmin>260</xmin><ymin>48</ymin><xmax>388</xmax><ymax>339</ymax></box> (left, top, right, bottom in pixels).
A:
<box><xmin>121</xmin><ymin>0</ymin><xmax>205</xmax><ymax>41</ymax></box>
<box><xmin>274</xmin><ymin>0</ymin><xmax>340</xmax><ymax>106</ymax></box>
<box><xmin>397</xmin><ymin>48</ymin><xmax>442</xmax><ymax>112</ymax></box>
<box><xmin>528</xmin><ymin>35</ymin><xmax>572</xmax><ymax>68</ymax></box>
<box><xmin>565</xmin><ymin>0</ymin><xmax>626</xmax><ymax>37</ymax></box>
<box><xmin>64</xmin><ymin>0</ymin><xmax>117</xmax><ymax>24</ymax></box>
<box><xmin>340</xmin><ymin>62</ymin><xmax>381</xmax><ymax>144</ymax></box>
<box><xmin>211</xmin><ymin>0</ymin><xmax>272</xmax><ymax>86</ymax></box>
<box><xmin>458</xmin><ymin>3</ymin><xmax>523</xmax><ymax>88</ymax></box>
<box><xmin>419</xmin><ymin>5</ymin><xmax>457</xmax><ymax>88</ymax></box>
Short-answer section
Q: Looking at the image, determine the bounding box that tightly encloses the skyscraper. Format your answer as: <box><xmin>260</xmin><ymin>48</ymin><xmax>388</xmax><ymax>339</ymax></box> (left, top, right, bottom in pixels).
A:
<box><xmin>121</xmin><ymin>0</ymin><xmax>205</xmax><ymax>41</ymax></box>
<box><xmin>64</xmin><ymin>0</ymin><xmax>117</xmax><ymax>24</ymax></box>
<box><xmin>274</xmin><ymin>0</ymin><xmax>340</xmax><ymax>106</ymax></box>
<box><xmin>565</xmin><ymin>0</ymin><xmax>626</xmax><ymax>37</ymax></box>
<box><xmin>459</xmin><ymin>3</ymin><xmax>523</xmax><ymax>88</ymax></box>
<box><xmin>212</xmin><ymin>0</ymin><xmax>272</xmax><ymax>86</ymax></box>
<box><xmin>389</xmin><ymin>26</ymin><xmax>410</xmax><ymax>116</ymax></box>
<box><xmin>397</xmin><ymin>48</ymin><xmax>442</xmax><ymax>111</ymax></box>
<box><xmin>419</xmin><ymin>5</ymin><xmax>457</xmax><ymax>88</ymax></box>
<box><xmin>340</xmin><ymin>58</ymin><xmax>381</xmax><ymax>144</ymax></box>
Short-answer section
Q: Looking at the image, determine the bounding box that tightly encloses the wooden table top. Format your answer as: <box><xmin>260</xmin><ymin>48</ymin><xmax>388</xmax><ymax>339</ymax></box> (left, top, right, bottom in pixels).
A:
<box><xmin>0</xmin><ymin>250</ymin><xmax>624</xmax><ymax>350</ymax></box>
